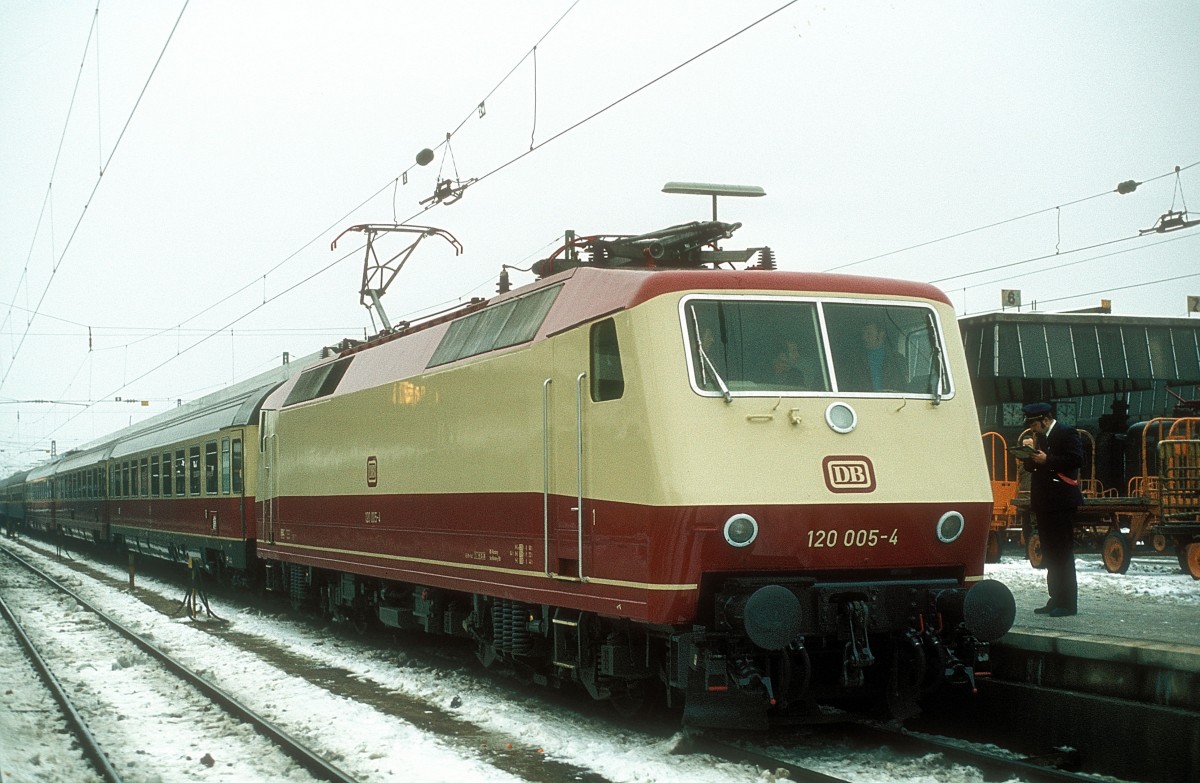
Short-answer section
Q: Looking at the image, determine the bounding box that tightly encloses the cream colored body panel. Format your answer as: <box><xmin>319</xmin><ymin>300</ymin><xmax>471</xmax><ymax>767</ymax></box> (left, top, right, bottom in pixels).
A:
<box><xmin>266</xmin><ymin>289</ymin><xmax>989</xmax><ymax>510</ymax></box>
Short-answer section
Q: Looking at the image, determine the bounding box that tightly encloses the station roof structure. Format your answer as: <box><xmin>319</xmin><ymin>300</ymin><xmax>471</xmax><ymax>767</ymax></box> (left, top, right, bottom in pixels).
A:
<box><xmin>958</xmin><ymin>311</ymin><xmax>1200</xmax><ymax>407</ymax></box>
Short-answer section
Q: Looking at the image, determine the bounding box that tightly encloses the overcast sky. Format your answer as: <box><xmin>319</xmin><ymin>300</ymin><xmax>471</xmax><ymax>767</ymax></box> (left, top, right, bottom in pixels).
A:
<box><xmin>2</xmin><ymin>0</ymin><xmax>1198</xmax><ymax>469</ymax></box>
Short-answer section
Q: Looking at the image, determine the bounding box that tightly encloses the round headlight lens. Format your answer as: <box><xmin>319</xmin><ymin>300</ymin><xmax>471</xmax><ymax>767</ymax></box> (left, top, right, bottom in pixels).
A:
<box><xmin>825</xmin><ymin>402</ymin><xmax>857</xmax><ymax>433</ymax></box>
<box><xmin>724</xmin><ymin>513</ymin><xmax>759</xmax><ymax>548</ymax></box>
<box><xmin>937</xmin><ymin>511</ymin><xmax>965</xmax><ymax>543</ymax></box>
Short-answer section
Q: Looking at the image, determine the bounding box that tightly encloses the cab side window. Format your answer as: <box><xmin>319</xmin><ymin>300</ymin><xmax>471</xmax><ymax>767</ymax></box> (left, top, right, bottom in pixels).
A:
<box><xmin>589</xmin><ymin>318</ymin><xmax>624</xmax><ymax>402</ymax></box>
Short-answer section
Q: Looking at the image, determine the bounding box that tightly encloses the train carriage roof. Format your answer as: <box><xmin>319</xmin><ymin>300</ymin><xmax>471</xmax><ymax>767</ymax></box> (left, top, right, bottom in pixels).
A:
<box><xmin>0</xmin><ymin>468</ymin><xmax>31</xmax><ymax>490</ymax></box>
<box><xmin>105</xmin><ymin>350</ymin><xmax>325</xmax><ymax>459</ymax></box>
<box><xmin>26</xmin><ymin>443</ymin><xmax>118</xmax><ymax>480</ymax></box>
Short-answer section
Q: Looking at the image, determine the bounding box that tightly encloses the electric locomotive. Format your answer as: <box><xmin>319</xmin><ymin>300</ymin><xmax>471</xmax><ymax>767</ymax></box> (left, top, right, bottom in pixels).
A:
<box><xmin>252</xmin><ymin>210</ymin><xmax>1015</xmax><ymax>726</ymax></box>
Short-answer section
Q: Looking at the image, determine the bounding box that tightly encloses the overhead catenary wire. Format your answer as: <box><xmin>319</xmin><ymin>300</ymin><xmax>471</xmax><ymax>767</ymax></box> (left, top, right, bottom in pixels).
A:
<box><xmin>13</xmin><ymin>0</ymin><xmax>792</xmax><ymax>422</ymax></box>
<box><xmin>951</xmin><ymin>231</ymin><xmax>1200</xmax><ymax>314</ymax></box>
<box><xmin>5</xmin><ymin>3</ymin><xmax>1194</xmax><ymax>455</ymax></box>
<box><xmin>0</xmin><ymin>0</ymin><xmax>190</xmax><ymax>394</ymax></box>
<box><xmin>448</xmin><ymin>1</ymin><xmax>802</xmax><ymax>200</ymax></box>
<box><xmin>0</xmin><ymin>2</ymin><xmax>101</xmax><ymax>370</ymax></box>
<box><xmin>822</xmin><ymin>159</ymin><xmax>1200</xmax><ymax>274</ymax></box>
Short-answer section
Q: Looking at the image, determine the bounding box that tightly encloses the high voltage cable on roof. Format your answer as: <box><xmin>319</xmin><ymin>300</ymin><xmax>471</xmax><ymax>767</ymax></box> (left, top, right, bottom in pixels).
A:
<box><xmin>0</xmin><ymin>0</ymin><xmax>191</xmax><ymax>394</ymax></box>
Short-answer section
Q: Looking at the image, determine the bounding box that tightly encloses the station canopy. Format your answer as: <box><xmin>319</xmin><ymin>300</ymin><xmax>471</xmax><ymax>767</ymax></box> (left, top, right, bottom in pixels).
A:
<box><xmin>958</xmin><ymin>312</ymin><xmax>1200</xmax><ymax>407</ymax></box>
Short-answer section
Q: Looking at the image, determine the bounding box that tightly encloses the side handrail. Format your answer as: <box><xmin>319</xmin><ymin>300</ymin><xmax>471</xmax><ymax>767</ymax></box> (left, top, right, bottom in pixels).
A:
<box><xmin>542</xmin><ymin>378</ymin><xmax>553</xmax><ymax>577</ymax></box>
<box><xmin>575</xmin><ymin>372</ymin><xmax>588</xmax><ymax>582</ymax></box>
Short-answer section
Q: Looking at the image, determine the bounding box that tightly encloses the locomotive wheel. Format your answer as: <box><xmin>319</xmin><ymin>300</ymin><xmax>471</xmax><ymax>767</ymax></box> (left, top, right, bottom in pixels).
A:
<box><xmin>1185</xmin><ymin>543</ymin><xmax>1200</xmax><ymax>580</ymax></box>
<box><xmin>1026</xmin><ymin>533</ymin><xmax>1045</xmax><ymax>569</ymax></box>
<box><xmin>1152</xmin><ymin>533</ymin><xmax>1168</xmax><ymax>553</ymax></box>
<box><xmin>1102</xmin><ymin>532</ymin><xmax>1132</xmax><ymax>575</ymax></box>
<box><xmin>985</xmin><ymin>531</ymin><xmax>1002</xmax><ymax>564</ymax></box>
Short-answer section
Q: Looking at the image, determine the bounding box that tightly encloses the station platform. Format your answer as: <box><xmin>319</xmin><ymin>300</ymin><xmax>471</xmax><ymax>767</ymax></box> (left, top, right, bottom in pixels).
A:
<box><xmin>964</xmin><ymin>555</ymin><xmax>1200</xmax><ymax>782</ymax></box>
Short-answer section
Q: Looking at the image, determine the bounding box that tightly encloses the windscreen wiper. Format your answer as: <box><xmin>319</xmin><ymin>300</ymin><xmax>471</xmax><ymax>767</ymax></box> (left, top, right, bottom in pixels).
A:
<box><xmin>690</xmin><ymin>306</ymin><xmax>732</xmax><ymax>404</ymax></box>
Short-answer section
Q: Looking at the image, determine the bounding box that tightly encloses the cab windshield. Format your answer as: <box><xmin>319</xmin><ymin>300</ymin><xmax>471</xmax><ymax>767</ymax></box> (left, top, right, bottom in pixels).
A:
<box><xmin>683</xmin><ymin>297</ymin><xmax>949</xmax><ymax>397</ymax></box>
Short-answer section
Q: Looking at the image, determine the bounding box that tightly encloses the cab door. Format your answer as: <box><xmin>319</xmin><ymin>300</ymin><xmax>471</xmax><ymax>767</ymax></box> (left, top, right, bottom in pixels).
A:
<box><xmin>544</xmin><ymin>326</ymin><xmax>589</xmax><ymax>581</ymax></box>
<box><xmin>258</xmin><ymin>410</ymin><xmax>279</xmax><ymax>544</ymax></box>
<box><xmin>543</xmin><ymin>317</ymin><xmax>625</xmax><ymax>581</ymax></box>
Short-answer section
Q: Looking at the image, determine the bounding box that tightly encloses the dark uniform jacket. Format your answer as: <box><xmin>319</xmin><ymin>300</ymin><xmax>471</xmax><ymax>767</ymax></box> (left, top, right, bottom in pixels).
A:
<box><xmin>1023</xmin><ymin>421</ymin><xmax>1085</xmax><ymax>512</ymax></box>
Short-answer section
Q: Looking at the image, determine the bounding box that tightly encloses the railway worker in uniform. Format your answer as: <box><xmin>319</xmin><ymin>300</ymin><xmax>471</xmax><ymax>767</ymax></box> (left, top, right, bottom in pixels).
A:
<box><xmin>1020</xmin><ymin>402</ymin><xmax>1084</xmax><ymax>617</ymax></box>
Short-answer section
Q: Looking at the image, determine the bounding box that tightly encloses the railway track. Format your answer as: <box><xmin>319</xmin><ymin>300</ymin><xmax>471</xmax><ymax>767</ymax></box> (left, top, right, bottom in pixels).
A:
<box><xmin>699</xmin><ymin>722</ymin><xmax>1102</xmax><ymax>783</ymax></box>
<box><xmin>3</xmin><ymin>537</ymin><xmax>1148</xmax><ymax>783</ymax></box>
<box><xmin>0</xmin><ymin>544</ymin><xmax>358</xmax><ymax>783</ymax></box>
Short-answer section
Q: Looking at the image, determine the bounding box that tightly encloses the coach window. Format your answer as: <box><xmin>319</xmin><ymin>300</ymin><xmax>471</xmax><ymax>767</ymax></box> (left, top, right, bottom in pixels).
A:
<box><xmin>189</xmin><ymin>446</ymin><xmax>201</xmax><ymax>495</ymax></box>
<box><xmin>123</xmin><ymin>461</ymin><xmax>131</xmax><ymax>497</ymax></box>
<box><xmin>231</xmin><ymin>438</ymin><xmax>244</xmax><ymax>494</ymax></box>
<box><xmin>205</xmin><ymin>441</ymin><xmax>218</xmax><ymax>495</ymax></box>
<box><xmin>589</xmin><ymin>318</ymin><xmax>624</xmax><ymax>401</ymax></box>
<box><xmin>175</xmin><ymin>450</ymin><xmax>186</xmax><ymax>496</ymax></box>
<box><xmin>162</xmin><ymin>452</ymin><xmax>172</xmax><ymax>497</ymax></box>
<box><xmin>111</xmin><ymin>466</ymin><xmax>120</xmax><ymax>498</ymax></box>
<box><xmin>141</xmin><ymin>457</ymin><xmax>150</xmax><ymax>497</ymax></box>
<box><xmin>220</xmin><ymin>438</ymin><xmax>231</xmax><ymax>494</ymax></box>
<box><xmin>151</xmin><ymin>455</ymin><xmax>160</xmax><ymax>496</ymax></box>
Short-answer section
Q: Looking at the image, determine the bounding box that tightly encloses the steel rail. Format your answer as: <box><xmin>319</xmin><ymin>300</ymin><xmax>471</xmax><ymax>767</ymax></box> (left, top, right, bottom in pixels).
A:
<box><xmin>703</xmin><ymin>723</ymin><xmax>1106</xmax><ymax>783</ymax></box>
<box><xmin>0</xmin><ymin>590</ymin><xmax>125</xmax><ymax>783</ymax></box>
<box><xmin>0</xmin><ymin>544</ymin><xmax>361</xmax><ymax>783</ymax></box>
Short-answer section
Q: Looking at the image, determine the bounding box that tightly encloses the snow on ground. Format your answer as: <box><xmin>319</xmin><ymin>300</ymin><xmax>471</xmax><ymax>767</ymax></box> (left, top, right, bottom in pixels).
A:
<box><xmin>986</xmin><ymin>550</ymin><xmax>1199</xmax><ymax>644</ymax></box>
<box><xmin>2</xmin><ymin>538</ymin><xmax>1195</xmax><ymax>783</ymax></box>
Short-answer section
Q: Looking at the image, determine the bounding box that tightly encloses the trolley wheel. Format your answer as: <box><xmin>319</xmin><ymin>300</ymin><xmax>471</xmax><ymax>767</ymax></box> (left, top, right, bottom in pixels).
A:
<box><xmin>1185</xmin><ymin>543</ymin><xmax>1200</xmax><ymax>580</ymax></box>
<box><xmin>1026</xmin><ymin>533</ymin><xmax>1045</xmax><ymax>569</ymax></box>
<box><xmin>985</xmin><ymin>531</ymin><xmax>1002</xmax><ymax>563</ymax></box>
<box><xmin>1102</xmin><ymin>532</ymin><xmax>1133</xmax><ymax>574</ymax></box>
<box><xmin>1151</xmin><ymin>533</ymin><xmax>1168</xmax><ymax>553</ymax></box>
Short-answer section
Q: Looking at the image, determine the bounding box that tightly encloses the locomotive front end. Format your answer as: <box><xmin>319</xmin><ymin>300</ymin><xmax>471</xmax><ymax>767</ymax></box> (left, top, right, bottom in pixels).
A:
<box><xmin>673</xmin><ymin>575</ymin><xmax>1014</xmax><ymax>727</ymax></box>
<box><xmin>649</xmin><ymin>286</ymin><xmax>1016</xmax><ymax>726</ymax></box>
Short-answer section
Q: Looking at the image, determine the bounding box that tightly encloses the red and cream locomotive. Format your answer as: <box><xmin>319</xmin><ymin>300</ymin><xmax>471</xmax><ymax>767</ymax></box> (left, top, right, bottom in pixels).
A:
<box><xmin>3</xmin><ymin>189</ymin><xmax>1014</xmax><ymax>727</ymax></box>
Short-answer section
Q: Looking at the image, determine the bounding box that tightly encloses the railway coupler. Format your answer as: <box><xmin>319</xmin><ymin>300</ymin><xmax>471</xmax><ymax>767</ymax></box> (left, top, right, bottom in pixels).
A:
<box><xmin>841</xmin><ymin>599</ymin><xmax>875</xmax><ymax>688</ymax></box>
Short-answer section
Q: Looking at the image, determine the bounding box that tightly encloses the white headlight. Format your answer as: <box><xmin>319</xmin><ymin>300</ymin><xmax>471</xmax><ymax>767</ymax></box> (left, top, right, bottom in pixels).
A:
<box><xmin>936</xmin><ymin>511</ymin><xmax>965</xmax><ymax>543</ymax></box>
<box><xmin>825</xmin><ymin>402</ymin><xmax>857</xmax><ymax>433</ymax></box>
<box><xmin>724</xmin><ymin>513</ymin><xmax>759</xmax><ymax>548</ymax></box>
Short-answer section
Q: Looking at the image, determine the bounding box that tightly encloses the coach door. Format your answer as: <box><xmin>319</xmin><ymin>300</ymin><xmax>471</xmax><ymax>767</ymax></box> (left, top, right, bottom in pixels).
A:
<box><xmin>259</xmin><ymin>410</ymin><xmax>279</xmax><ymax>544</ymax></box>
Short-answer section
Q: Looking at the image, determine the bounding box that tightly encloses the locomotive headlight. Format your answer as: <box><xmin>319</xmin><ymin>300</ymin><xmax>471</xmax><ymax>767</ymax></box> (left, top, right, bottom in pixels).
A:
<box><xmin>936</xmin><ymin>510</ymin><xmax>966</xmax><ymax>543</ymax></box>
<box><xmin>825</xmin><ymin>402</ymin><xmax>857</xmax><ymax>433</ymax></box>
<box><xmin>724</xmin><ymin>513</ymin><xmax>759</xmax><ymax>548</ymax></box>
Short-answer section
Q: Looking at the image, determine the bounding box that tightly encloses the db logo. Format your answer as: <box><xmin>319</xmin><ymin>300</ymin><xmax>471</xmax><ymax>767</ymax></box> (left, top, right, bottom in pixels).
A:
<box><xmin>366</xmin><ymin>456</ymin><xmax>379</xmax><ymax>488</ymax></box>
<box><xmin>822</xmin><ymin>456</ymin><xmax>876</xmax><ymax>493</ymax></box>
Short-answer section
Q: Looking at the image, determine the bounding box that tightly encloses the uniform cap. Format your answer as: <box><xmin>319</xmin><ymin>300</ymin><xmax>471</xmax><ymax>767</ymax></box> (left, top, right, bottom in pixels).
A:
<box><xmin>1022</xmin><ymin>402</ymin><xmax>1052</xmax><ymax>421</ymax></box>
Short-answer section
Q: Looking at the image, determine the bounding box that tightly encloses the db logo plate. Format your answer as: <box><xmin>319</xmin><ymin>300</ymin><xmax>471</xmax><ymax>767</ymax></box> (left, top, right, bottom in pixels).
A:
<box><xmin>822</xmin><ymin>456</ymin><xmax>876</xmax><ymax>493</ymax></box>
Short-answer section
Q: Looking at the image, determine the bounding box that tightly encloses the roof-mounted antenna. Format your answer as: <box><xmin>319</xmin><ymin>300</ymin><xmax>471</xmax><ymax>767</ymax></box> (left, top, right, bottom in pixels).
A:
<box><xmin>331</xmin><ymin>223</ymin><xmax>463</xmax><ymax>333</ymax></box>
<box><xmin>661</xmin><ymin>181</ymin><xmax>766</xmax><ymax>221</ymax></box>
